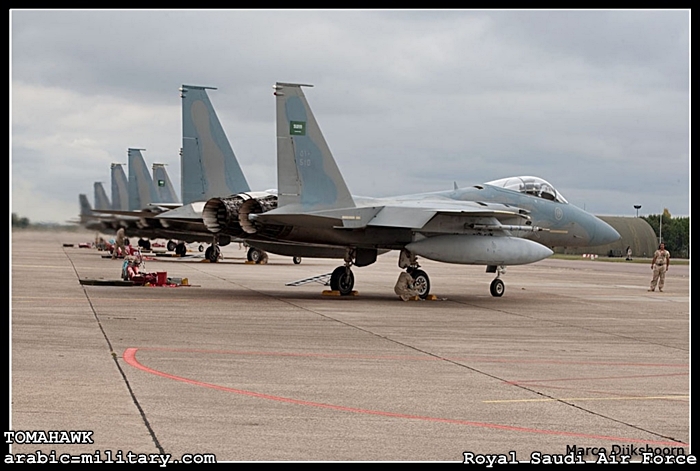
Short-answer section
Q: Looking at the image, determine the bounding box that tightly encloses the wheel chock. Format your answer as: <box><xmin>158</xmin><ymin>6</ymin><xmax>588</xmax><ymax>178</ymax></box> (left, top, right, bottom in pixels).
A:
<box><xmin>322</xmin><ymin>290</ymin><xmax>359</xmax><ymax>296</ymax></box>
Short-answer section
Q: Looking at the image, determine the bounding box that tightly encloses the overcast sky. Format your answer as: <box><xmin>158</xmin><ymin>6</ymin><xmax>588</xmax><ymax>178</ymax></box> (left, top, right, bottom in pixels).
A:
<box><xmin>11</xmin><ymin>9</ymin><xmax>689</xmax><ymax>225</ymax></box>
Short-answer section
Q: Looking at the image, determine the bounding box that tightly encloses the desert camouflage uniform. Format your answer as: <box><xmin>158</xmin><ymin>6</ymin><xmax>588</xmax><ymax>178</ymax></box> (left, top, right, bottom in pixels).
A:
<box><xmin>112</xmin><ymin>228</ymin><xmax>127</xmax><ymax>259</ymax></box>
<box><xmin>649</xmin><ymin>246</ymin><xmax>670</xmax><ymax>291</ymax></box>
<box><xmin>394</xmin><ymin>271</ymin><xmax>420</xmax><ymax>301</ymax></box>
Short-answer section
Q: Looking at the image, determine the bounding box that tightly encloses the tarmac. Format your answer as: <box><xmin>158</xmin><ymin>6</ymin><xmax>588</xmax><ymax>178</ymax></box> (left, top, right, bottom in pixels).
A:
<box><xmin>9</xmin><ymin>229</ymin><xmax>691</xmax><ymax>463</ymax></box>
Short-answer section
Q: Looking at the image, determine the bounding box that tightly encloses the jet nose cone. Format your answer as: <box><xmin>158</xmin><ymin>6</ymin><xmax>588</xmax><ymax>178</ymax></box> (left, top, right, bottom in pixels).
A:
<box><xmin>591</xmin><ymin>218</ymin><xmax>621</xmax><ymax>246</ymax></box>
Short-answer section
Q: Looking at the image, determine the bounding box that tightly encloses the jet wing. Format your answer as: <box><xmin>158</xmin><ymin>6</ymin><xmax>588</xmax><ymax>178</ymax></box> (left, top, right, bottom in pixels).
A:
<box><xmin>250</xmin><ymin>200</ymin><xmax>531</xmax><ymax>234</ymax></box>
<box><xmin>90</xmin><ymin>208</ymin><xmax>163</xmax><ymax>218</ymax></box>
<box><xmin>155</xmin><ymin>202</ymin><xmax>205</xmax><ymax>221</ymax></box>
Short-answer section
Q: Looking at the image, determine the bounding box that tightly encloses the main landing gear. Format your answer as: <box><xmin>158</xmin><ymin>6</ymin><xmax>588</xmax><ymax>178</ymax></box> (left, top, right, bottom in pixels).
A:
<box><xmin>205</xmin><ymin>244</ymin><xmax>221</xmax><ymax>263</ymax></box>
<box><xmin>399</xmin><ymin>249</ymin><xmax>431</xmax><ymax>299</ymax></box>
<box><xmin>175</xmin><ymin>242</ymin><xmax>187</xmax><ymax>257</ymax></box>
<box><xmin>137</xmin><ymin>238</ymin><xmax>151</xmax><ymax>251</ymax></box>
<box><xmin>247</xmin><ymin>246</ymin><xmax>268</xmax><ymax>264</ymax></box>
<box><xmin>205</xmin><ymin>235</ymin><xmax>225</xmax><ymax>263</ymax></box>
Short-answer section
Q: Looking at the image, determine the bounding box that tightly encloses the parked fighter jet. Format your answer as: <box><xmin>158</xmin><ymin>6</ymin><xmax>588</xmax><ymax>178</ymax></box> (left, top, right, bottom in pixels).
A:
<box><xmin>200</xmin><ymin>82</ymin><xmax>621</xmax><ymax>297</ymax></box>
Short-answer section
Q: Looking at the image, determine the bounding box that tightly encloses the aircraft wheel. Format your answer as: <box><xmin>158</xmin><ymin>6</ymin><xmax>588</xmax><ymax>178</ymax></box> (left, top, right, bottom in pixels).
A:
<box><xmin>167</xmin><ymin>240</ymin><xmax>177</xmax><ymax>252</ymax></box>
<box><xmin>247</xmin><ymin>247</ymin><xmax>263</xmax><ymax>263</ymax></box>
<box><xmin>293</xmin><ymin>256</ymin><xmax>302</xmax><ymax>265</ymax></box>
<box><xmin>205</xmin><ymin>245</ymin><xmax>220</xmax><ymax>263</ymax></box>
<box><xmin>490</xmin><ymin>278</ymin><xmax>505</xmax><ymax>297</ymax></box>
<box><xmin>330</xmin><ymin>266</ymin><xmax>354</xmax><ymax>295</ymax></box>
<box><xmin>175</xmin><ymin>242</ymin><xmax>187</xmax><ymax>257</ymax></box>
<box><xmin>411</xmin><ymin>269</ymin><xmax>431</xmax><ymax>299</ymax></box>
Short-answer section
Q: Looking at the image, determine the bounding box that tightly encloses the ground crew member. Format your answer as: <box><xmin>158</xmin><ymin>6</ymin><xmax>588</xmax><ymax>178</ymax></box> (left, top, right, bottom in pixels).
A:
<box><xmin>394</xmin><ymin>269</ymin><xmax>421</xmax><ymax>301</ymax></box>
<box><xmin>112</xmin><ymin>227</ymin><xmax>126</xmax><ymax>259</ymax></box>
<box><xmin>648</xmin><ymin>242</ymin><xmax>670</xmax><ymax>292</ymax></box>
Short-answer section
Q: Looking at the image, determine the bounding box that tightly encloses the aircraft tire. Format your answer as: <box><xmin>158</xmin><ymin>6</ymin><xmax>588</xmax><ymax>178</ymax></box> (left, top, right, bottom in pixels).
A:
<box><xmin>247</xmin><ymin>247</ymin><xmax>263</xmax><ymax>263</ymax></box>
<box><xmin>490</xmin><ymin>278</ymin><xmax>505</xmax><ymax>297</ymax></box>
<box><xmin>205</xmin><ymin>246</ymin><xmax>220</xmax><ymax>263</ymax></box>
<box><xmin>175</xmin><ymin>242</ymin><xmax>187</xmax><ymax>257</ymax></box>
<box><xmin>330</xmin><ymin>266</ymin><xmax>354</xmax><ymax>295</ymax></box>
<box><xmin>411</xmin><ymin>269</ymin><xmax>431</xmax><ymax>299</ymax></box>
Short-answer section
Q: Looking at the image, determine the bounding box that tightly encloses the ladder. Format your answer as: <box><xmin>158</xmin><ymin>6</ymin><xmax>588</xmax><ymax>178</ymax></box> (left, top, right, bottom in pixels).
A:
<box><xmin>285</xmin><ymin>273</ymin><xmax>332</xmax><ymax>287</ymax></box>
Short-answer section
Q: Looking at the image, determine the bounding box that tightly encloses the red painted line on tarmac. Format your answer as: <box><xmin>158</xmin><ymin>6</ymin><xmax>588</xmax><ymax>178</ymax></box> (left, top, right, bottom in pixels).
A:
<box><xmin>123</xmin><ymin>347</ymin><xmax>687</xmax><ymax>447</ymax></box>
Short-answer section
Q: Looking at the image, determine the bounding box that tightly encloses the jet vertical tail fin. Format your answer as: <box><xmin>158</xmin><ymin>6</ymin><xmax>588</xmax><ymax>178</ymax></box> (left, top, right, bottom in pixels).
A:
<box><xmin>128</xmin><ymin>148</ymin><xmax>160</xmax><ymax>210</ymax></box>
<box><xmin>152</xmin><ymin>163</ymin><xmax>180</xmax><ymax>204</ymax></box>
<box><xmin>180</xmin><ymin>85</ymin><xmax>250</xmax><ymax>205</ymax></box>
<box><xmin>111</xmin><ymin>163</ymin><xmax>129</xmax><ymax>210</ymax></box>
<box><xmin>79</xmin><ymin>194</ymin><xmax>94</xmax><ymax>223</ymax></box>
<box><xmin>274</xmin><ymin>82</ymin><xmax>355</xmax><ymax>210</ymax></box>
<box><xmin>94</xmin><ymin>182</ymin><xmax>111</xmax><ymax>210</ymax></box>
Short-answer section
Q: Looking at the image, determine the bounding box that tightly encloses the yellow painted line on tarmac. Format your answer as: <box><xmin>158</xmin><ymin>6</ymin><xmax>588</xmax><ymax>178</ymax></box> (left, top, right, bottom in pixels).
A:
<box><xmin>484</xmin><ymin>395</ymin><xmax>688</xmax><ymax>404</ymax></box>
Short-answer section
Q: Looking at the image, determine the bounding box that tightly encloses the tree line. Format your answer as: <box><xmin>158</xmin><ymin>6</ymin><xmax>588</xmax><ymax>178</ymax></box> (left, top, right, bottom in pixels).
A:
<box><xmin>640</xmin><ymin>210</ymin><xmax>689</xmax><ymax>259</ymax></box>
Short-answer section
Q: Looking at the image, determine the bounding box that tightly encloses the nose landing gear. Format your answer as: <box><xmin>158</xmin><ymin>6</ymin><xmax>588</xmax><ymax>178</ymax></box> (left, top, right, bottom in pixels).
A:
<box><xmin>487</xmin><ymin>265</ymin><xmax>506</xmax><ymax>297</ymax></box>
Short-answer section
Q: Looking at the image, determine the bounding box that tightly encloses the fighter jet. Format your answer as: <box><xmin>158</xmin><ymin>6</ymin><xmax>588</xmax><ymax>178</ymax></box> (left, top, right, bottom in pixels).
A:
<box><xmin>200</xmin><ymin>82</ymin><xmax>621</xmax><ymax>298</ymax></box>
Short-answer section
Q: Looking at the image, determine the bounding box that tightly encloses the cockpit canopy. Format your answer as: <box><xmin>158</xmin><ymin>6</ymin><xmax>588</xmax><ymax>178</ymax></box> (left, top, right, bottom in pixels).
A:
<box><xmin>485</xmin><ymin>176</ymin><xmax>568</xmax><ymax>204</ymax></box>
